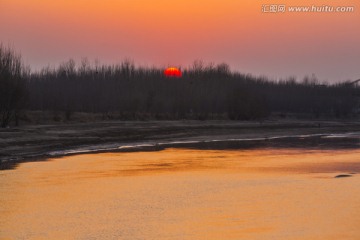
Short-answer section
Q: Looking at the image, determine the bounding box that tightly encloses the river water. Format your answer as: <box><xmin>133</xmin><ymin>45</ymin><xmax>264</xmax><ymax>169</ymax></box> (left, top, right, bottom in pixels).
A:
<box><xmin>1</xmin><ymin>148</ymin><xmax>360</xmax><ymax>239</ymax></box>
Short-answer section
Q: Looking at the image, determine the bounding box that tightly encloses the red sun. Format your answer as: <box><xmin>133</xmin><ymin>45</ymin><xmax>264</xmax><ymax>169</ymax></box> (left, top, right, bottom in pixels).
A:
<box><xmin>164</xmin><ymin>67</ymin><xmax>182</xmax><ymax>77</ymax></box>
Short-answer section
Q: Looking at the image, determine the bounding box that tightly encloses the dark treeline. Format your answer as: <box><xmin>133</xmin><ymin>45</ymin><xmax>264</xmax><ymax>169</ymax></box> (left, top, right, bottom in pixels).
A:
<box><xmin>27</xmin><ymin>59</ymin><xmax>359</xmax><ymax>121</ymax></box>
<box><xmin>1</xmin><ymin>45</ymin><xmax>359</xmax><ymax>127</ymax></box>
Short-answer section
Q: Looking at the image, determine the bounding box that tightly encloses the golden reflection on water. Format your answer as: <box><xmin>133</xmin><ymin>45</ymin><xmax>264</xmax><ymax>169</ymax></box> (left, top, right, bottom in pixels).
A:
<box><xmin>1</xmin><ymin>149</ymin><xmax>360</xmax><ymax>239</ymax></box>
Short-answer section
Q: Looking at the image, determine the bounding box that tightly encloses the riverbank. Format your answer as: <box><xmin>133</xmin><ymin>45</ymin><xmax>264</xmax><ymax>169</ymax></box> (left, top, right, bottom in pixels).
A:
<box><xmin>1</xmin><ymin>119</ymin><xmax>360</xmax><ymax>170</ymax></box>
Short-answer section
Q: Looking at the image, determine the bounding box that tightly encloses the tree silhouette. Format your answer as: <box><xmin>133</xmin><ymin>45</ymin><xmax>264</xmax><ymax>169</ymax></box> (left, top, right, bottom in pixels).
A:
<box><xmin>0</xmin><ymin>45</ymin><xmax>28</xmax><ymax>127</ymax></box>
<box><xmin>0</xmin><ymin>45</ymin><xmax>356</xmax><ymax>123</ymax></box>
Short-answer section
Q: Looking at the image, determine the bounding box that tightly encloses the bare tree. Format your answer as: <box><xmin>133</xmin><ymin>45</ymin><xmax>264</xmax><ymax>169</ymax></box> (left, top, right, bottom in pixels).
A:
<box><xmin>0</xmin><ymin>45</ymin><xmax>27</xmax><ymax>127</ymax></box>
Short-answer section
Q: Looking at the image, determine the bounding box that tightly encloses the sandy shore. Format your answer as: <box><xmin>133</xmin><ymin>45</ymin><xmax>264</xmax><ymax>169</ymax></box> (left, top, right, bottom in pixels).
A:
<box><xmin>1</xmin><ymin>119</ymin><xmax>360</xmax><ymax>169</ymax></box>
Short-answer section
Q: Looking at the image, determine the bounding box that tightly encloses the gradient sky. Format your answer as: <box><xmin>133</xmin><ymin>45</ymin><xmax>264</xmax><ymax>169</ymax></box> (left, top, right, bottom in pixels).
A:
<box><xmin>1</xmin><ymin>0</ymin><xmax>359</xmax><ymax>82</ymax></box>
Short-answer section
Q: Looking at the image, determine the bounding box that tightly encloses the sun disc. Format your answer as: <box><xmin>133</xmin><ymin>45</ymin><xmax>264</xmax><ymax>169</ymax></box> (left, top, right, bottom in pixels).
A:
<box><xmin>164</xmin><ymin>67</ymin><xmax>182</xmax><ymax>77</ymax></box>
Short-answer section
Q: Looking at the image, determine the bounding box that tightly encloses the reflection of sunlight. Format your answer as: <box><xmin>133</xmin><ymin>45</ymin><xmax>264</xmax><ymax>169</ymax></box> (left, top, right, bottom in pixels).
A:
<box><xmin>30</xmin><ymin>148</ymin><xmax>360</xmax><ymax>178</ymax></box>
<box><xmin>1</xmin><ymin>149</ymin><xmax>360</xmax><ymax>239</ymax></box>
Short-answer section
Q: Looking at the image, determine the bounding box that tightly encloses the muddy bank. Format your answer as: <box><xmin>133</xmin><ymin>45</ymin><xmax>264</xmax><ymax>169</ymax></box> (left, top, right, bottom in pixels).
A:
<box><xmin>1</xmin><ymin>119</ymin><xmax>360</xmax><ymax>170</ymax></box>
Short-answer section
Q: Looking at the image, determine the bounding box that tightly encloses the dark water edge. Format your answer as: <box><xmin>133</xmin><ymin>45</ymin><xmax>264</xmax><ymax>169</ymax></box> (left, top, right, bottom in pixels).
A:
<box><xmin>1</xmin><ymin>130</ymin><xmax>359</xmax><ymax>171</ymax></box>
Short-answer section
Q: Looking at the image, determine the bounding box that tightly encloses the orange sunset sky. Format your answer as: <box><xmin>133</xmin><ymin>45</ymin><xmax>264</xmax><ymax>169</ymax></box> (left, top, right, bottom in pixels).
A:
<box><xmin>0</xmin><ymin>0</ymin><xmax>359</xmax><ymax>82</ymax></box>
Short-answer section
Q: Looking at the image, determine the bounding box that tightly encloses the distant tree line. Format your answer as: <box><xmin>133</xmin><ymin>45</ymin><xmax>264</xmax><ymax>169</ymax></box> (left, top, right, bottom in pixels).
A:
<box><xmin>1</xmin><ymin>45</ymin><xmax>359</xmax><ymax>127</ymax></box>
